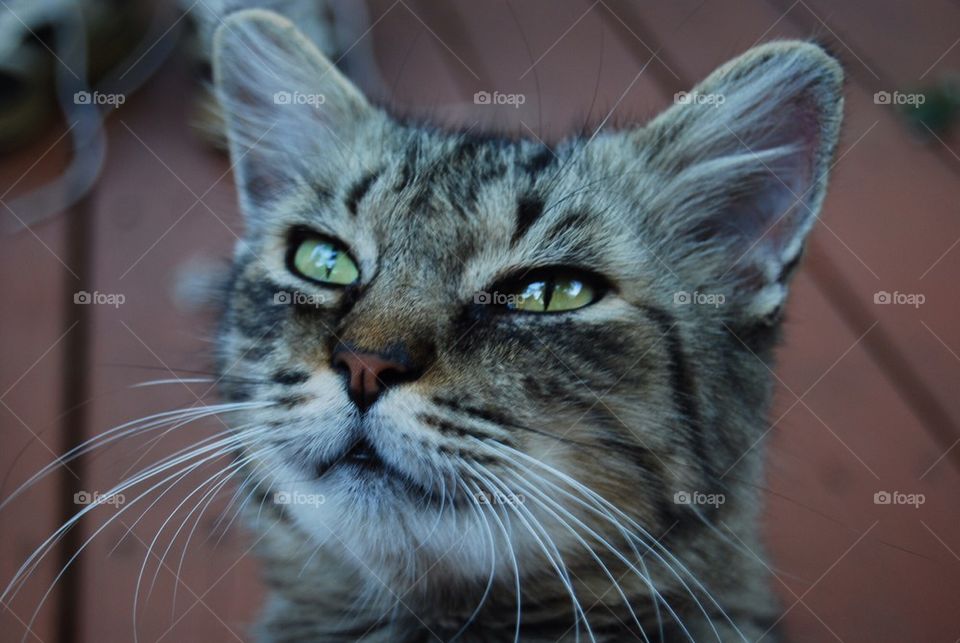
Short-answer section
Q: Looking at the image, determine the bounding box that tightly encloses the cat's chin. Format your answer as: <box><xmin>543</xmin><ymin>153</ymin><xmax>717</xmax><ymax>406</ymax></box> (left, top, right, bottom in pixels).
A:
<box><xmin>263</xmin><ymin>451</ymin><xmax>441</xmax><ymax>533</ymax></box>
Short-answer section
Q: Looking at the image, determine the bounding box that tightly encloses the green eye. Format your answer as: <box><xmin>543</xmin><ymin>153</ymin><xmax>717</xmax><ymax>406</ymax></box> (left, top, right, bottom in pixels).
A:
<box><xmin>290</xmin><ymin>236</ymin><xmax>359</xmax><ymax>285</ymax></box>
<box><xmin>506</xmin><ymin>275</ymin><xmax>598</xmax><ymax>313</ymax></box>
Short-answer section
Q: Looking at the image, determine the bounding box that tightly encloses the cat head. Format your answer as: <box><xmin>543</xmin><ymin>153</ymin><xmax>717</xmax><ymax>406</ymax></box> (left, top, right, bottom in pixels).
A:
<box><xmin>212</xmin><ymin>9</ymin><xmax>842</xmax><ymax>586</ymax></box>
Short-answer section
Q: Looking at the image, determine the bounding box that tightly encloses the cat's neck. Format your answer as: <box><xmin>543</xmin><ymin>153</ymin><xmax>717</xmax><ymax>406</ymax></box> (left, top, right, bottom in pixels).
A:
<box><xmin>249</xmin><ymin>505</ymin><xmax>683</xmax><ymax>642</ymax></box>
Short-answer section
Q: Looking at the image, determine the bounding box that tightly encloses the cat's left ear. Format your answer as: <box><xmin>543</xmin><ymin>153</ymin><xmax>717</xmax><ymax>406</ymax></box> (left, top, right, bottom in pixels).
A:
<box><xmin>212</xmin><ymin>9</ymin><xmax>377</xmax><ymax>216</ymax></box>
<box><xmin>637</xmin><ymin>41</ymin><xmax>843</xmax><ymax>320</ymax></box>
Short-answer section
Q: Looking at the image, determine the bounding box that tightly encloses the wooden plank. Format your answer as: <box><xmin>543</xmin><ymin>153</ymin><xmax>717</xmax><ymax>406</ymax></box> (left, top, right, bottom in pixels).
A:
<box><xmin>776</xmin><ymin>0</ymin><xmax>960</xmax><ymax>98</ymax></box>
<box><xmin>365</xmin><ymin>0</ymin><xmax>484</xmax><ymax>128</ymax></box>
<box><xmin>72</xmin><ymin>60</ymin><xmax>260</xmax><ymax>641</ymax></box>
<box><xmin>0</xmin><ymin>131</ymin><xmax>73</xmax><ymax>642</ymax></box>
<box><xmin>765</xmin><ymin>272</ymin><xmax>960</xmax><ymax>642</ymax></box>
<box><xmin>409</xmin><ymin>0</ymin><xmax>670</xmax><ymax>140</ymax></box>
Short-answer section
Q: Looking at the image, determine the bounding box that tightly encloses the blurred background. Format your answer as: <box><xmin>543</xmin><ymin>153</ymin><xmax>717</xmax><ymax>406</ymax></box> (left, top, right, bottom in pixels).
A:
<box><xmin>1</xmin><ymin>0</ymin><xmax>959</xmax><ymax>641</ymax></box>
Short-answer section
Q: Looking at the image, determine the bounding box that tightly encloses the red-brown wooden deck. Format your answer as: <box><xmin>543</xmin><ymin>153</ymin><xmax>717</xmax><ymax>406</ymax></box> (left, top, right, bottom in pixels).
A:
<box><xmin>2</xmin><ymin>1</ymin><xmax>959</xmax><ymax>641</ymax></box>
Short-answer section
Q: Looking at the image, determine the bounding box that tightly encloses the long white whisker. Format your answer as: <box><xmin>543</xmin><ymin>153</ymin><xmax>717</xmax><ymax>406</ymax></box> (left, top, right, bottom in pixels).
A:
<box><xmin>481</xmin><ymin>453</ymin><xmax>673</xmax><ymax>639</ymax></box>
<box><xmin>14</xmin><ymin>433</ymin><xmax>262</xmax><ymax>642</ymax></box>
<box><xmin>448</xmin><ymin>476</ymin><xmax>497</xmax><ymax>643</ymax></box>
<box><xmin>147</xmin><ymin>441</ymin><xmax>273</xmax><ymax>600</ymax></box>
<box><xmin>129</xmin><ymin>378</ymin><xmax>217</xmax><ymax>388</ymax></box>
<box><xmin>149</xmin><ymin>442</ymin><xmax>278</xmax><ymax>619</ymax></box>
<box><xmin>462</xmin><ymin>473</ymin><xmax>523</xmax><ymax>643</ymax></box>
<box><xmin>493</xmin><ymin>465</ymin><xmax>651</xmax><ymax>643</ymax></box>
<box><xmin>0</xmin><ymin>402</ymin><xmax>269</xmax><ymax>512</ymax></box>
<box><xmin>495</xmin><ymin>442</ymin><xmax>744</xmax><ymax>643</ymax></box>
<box><xmin>467</xmin><ymin>462</ymin><xmax>594</xmax><ymax>643</ymax></box>
<box><xmin>209</xmin><ymin>462</ymin><xmax>271</xmax><ymax>548</ymax></box>
<box><xmin>4</xmin><ymin>424</ymin><xmax>268</xmax><ymax>603</ymax></box>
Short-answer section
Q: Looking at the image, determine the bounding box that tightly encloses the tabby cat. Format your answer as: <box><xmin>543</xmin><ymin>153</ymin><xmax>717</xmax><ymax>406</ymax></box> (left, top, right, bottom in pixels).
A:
<box><xmin>203</xmin><ymin>4</ymin><xmax>843</xmax><ymax>641</ymax></box>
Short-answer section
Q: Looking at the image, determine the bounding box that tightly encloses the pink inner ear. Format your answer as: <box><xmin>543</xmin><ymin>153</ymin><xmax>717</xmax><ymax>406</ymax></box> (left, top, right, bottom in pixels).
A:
<box><xmin>750</xmin><ymin>93</ymin><xmax>823</xmax><ymax>257</ymax></box>
<box><xmin>675</xmin><ymin>86</ymin><xmax>830</xmax><ymax>298</ymax></box>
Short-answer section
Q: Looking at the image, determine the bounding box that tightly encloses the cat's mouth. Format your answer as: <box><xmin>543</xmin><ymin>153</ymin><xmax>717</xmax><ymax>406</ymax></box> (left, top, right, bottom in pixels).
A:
<box><xmin>340</xmin><ymin>437</ymin><xmax>383</xmax><ymax>470</ymax></box>
<box><xmin>314</xmin><ymin>436</ymin><xmax>384</xmax><ymax>477</ymax></box>
<box><xmin>308</xmin><ymin>435</ymin><xmax>436</xmax><ymax>499</ymax></box>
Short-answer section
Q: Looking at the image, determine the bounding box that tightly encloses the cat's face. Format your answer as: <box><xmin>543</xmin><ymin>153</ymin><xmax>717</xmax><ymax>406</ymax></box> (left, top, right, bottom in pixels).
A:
<box><xmin>216</xmin><ymin>126</ymin><xmax>698</xmax><ymax>572</ymax></box>
<box><xmin>212</xmin><ymin>11</ymin><xmax>842</xmax><ymax>582</ymax></box>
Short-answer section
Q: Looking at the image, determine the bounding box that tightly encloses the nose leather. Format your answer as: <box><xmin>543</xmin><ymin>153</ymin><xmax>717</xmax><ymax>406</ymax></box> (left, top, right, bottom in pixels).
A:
<box><xmin>331</xmin><ymin>348</ymin><xmax>414</xmax><ymax>412</ymax></box>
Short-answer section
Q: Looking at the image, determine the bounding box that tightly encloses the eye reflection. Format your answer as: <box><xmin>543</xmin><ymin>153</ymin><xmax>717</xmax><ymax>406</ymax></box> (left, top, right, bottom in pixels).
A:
<box><xmin>505</xmin><ymin>276</ymin><xmax>595</xmax><ymax>313</ymax></box>
<box><xmin>290</xmin><ymin>235</ymin><xmax>360</xmax><ymax>285</ymax></box>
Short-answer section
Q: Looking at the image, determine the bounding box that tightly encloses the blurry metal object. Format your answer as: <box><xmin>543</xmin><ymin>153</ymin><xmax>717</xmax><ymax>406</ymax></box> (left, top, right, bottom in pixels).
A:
<box><xmin>0</xmin><ymin>0</ymin><xmax>177</xmax><ymax>235</ymax></box>
<box><xmin>1</xmin><ymin>0</ymin><xmax>389</xmax><ymax>235</ymax></box>
<box><xmin>0</xmin><ymin>0</ymin><xmax>144</xmax><ymax>150</ymax></box>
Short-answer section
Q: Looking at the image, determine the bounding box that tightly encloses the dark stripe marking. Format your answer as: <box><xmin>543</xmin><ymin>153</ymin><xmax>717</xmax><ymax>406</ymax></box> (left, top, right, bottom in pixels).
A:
<box><xmin>345</xmin><ymin>170</ymin><xmax>380</xmax><ymax>215</ymax></box>
<box><xmin>272</xmin><ymin>369</ymin><xmax>310</xmax><ymax>386</ymax></box>
<box><xmin>522</xmin><ymin>146</ymin><xmax>555</xmax><ymax>176</ymax></box>
<box><xmin>545</xmin><ymin>209</ymin><xmax>591</xmax><ymax>242</ymax></box>
<box><xmin>643</xmin><ymin>305</ymin><xmax>710</xmax><ymax>479</ymax></box>
<box><xmin>511</xmin><ymin>195</ymin><xmax>545</xmax><ymax>245</ymax></box>
<box><xmin>312</xmin><ymin>182</ymin><xmax>334</xmax><ymax>202</ymax></box>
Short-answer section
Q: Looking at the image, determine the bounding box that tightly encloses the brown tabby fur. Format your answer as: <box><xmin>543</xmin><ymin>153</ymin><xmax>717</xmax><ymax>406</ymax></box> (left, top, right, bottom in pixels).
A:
<box><xmin>203</xmin><ymin>5</ymin><xmax>844</xmax><ymax>641</ymax></box>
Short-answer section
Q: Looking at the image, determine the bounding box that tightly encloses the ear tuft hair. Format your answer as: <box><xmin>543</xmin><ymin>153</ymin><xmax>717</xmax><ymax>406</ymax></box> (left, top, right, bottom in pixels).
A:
<box><xmin>212</xmin><ymin>9</ymin><xmax>376</xmax><ymax>216</ymax></box>
<box><xmin>641</xmin><ymin>41</ymin><xmax>844</xmax><ymax>320</ymax></box>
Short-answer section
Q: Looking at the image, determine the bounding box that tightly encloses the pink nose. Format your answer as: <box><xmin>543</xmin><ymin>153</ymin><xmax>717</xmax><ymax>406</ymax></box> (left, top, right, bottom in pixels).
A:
<box><xmin>331</xmin><ymin>349</ymin><xmax>411</xmax><ymax>412</ymax></box>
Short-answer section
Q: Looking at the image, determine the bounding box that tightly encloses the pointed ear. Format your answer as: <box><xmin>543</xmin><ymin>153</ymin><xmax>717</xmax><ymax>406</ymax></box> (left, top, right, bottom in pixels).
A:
<box><xmin>641</xmin><ymin>41</ymin><xmax>843</xmax><ymax>320</ymax></box>
<box><xmin>212</xmin><ymin>9</ymin><xmax>376</xmax><ymax>216</ymax></box>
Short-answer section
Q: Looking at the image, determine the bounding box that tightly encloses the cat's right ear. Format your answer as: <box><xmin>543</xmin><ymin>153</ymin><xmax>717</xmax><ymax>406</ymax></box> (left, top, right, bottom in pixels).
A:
<box><xmin>212</xmin><ymin>9</ymin><xmax>376</xmax><ymax>215</ymax></box>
